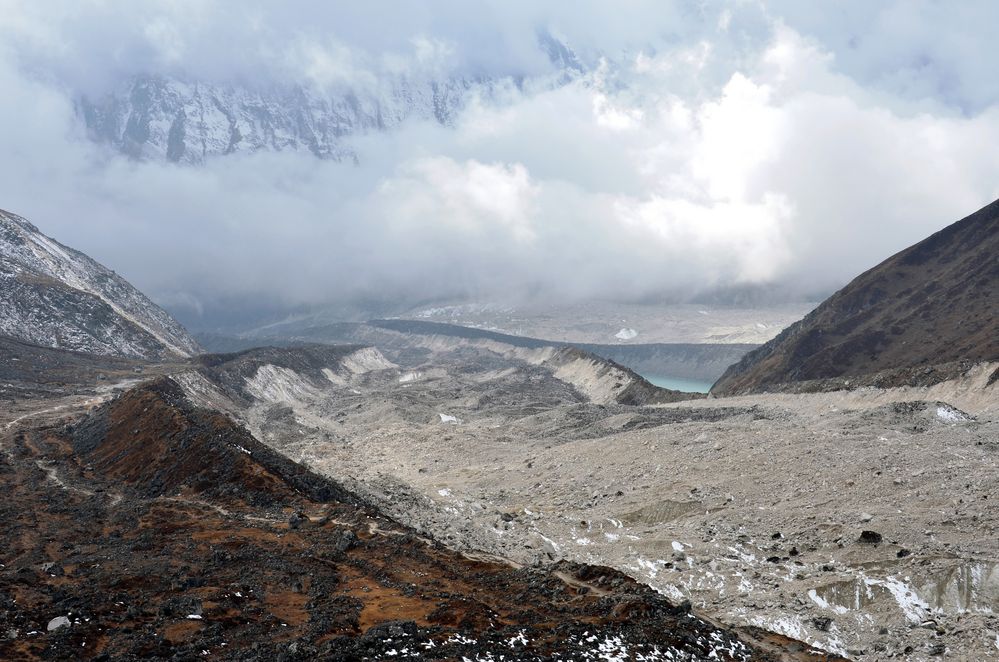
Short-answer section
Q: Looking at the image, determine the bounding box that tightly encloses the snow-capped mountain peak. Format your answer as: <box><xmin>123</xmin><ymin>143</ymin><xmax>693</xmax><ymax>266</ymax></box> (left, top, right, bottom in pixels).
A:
<box><xmin>76</xmin><ymin>33</ymin><xmax>587</xmax><ymax>164</ymax></box>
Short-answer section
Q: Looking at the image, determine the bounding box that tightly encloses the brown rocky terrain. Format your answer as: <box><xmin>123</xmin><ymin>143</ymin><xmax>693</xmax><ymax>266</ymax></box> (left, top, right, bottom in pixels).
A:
<box><xmin>0</xmin><ymin>377</ymin><xmax>839</xmax><ymax>661</ymax></box>
<box><xmin>712</xmin><ymin>198</ymin><xmax>999</xmax><ymax>395</ymax></box>
<box><xmin>180</xmin><ymin>330</ymin><xmax>996</xmax><ymax>659</ymax></box>
<box><xmin>0</xmin><ymin>337</ymin><xmax>145</xmax><ymax>402</ymax></box>
<box><xmin>4</xmin><ymin>200</ymin><xmax>994</xmax><ymax>659</ymax></box>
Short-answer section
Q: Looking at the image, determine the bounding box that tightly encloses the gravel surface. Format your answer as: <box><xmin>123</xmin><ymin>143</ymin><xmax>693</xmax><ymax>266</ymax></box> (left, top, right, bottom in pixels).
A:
<box><xmin>194</xmin><ymin>342</ymin><xmax>999</xmax><ymax>661</ymax></box>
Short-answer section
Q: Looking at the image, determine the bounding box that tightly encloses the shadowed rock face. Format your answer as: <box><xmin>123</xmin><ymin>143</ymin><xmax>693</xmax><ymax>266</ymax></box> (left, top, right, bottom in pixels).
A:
<box><xmin>713</xmin><ymin>198</ymin><xmax>999</xmax><ymax>395</ymax></box>
<box><xmin>0</xmin><ymin>379</ymin><xmax>841</xmax><ymax>661</ymax></box>
<box><xmin>0</xmin><ymin>209</ymin><xmax>201</xmax><ymax>360</ymax></box>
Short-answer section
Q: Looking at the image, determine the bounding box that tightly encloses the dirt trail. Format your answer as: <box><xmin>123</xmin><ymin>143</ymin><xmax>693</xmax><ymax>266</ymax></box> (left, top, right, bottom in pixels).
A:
<box><xmin>1</xmin><ymin>378</ymin><xmax>142</xmax><ymax>436</ymax></box>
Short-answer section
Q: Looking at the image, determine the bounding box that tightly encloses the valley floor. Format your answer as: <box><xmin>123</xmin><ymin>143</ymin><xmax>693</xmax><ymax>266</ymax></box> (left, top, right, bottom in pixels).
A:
<box><xmin>226</xmin><ymin>350</ymin><xmax>999</xmax><ymax>660</ymax></box>
<box><xmin>4</xmin><ymin>336</ymin><xmax>996</xmax><ymax>660</ymax></box>
<box><xmin>2</xmin><ymin>378</ymin><xmax>821</xmax><ymax>661</ymax></box>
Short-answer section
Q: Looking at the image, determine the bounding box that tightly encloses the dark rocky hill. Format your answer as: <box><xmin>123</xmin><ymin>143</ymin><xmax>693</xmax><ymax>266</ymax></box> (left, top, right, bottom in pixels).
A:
<box><xmin>713</xmin><ymin>197</ymin><xmax>999</xmax><ymax>395</ymax></box>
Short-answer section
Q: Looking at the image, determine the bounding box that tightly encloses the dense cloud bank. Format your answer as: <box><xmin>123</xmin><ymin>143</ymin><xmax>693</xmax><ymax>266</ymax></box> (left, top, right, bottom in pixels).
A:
<box><xmin>1</xmin><ymin>1</ymin><xmax>997</xmax><ymax>327</ymax></box>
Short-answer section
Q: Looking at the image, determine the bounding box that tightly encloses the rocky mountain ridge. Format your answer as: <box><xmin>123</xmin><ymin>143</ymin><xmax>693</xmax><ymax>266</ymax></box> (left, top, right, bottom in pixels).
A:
<box><xmin>712</xmin><ymin>197</ymin><xmax>999</xmax><ymax>395</ymax></box>
<box><xmin>77</xmin><ymin>74</ymin><xmax>491</xmax><ymax>164</ymax></box>
<box><xmin>76</xmin><ymin>34</ymin><xmax>585</xmax><ymax>164</ymax></box>
<box><xmin>0</xmin><ymin>209</ymin><xmax>200</xmax><ymax>359</ymax></box>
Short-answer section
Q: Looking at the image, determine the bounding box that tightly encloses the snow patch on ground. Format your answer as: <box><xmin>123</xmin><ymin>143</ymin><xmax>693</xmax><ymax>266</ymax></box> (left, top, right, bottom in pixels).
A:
<box><xmin>936</xmin><ymin>404</ymin><xmax>968</xmax><ymax>423</ymax></box>
<box><xmin>749</xmin><ymin>614</ymin><xmax>808</xmax><ymax>642</ymax></box>
<box><xmin>614</xmin><ymin>327</ymin><xmax>638</xmax><ymax>341</ymax></box>
<box><xmin>808</xmin><ymin>589</ymin><xmax>849</xmax><ymax>615</ymax></box>
<box><xmin>867</xmin><ymin>576</ymin><xmax>930</xmax><ymax>623</ymax></box>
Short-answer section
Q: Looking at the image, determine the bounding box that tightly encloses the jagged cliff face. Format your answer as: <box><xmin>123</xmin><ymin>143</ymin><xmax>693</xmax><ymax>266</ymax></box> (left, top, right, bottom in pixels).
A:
<box><xmin>74</xmin><ymin>33</ymin><xmax>584</xmax><ymax>165</ymax></box>
<box><xmin>0</xmin><ymin>209</ymin><xmax>200</xmax><ymax>359</ymax></box>
<box><xmin>76</xmin><ymin>75</ymin><xmax>505</xmax><ymax>164</ymax></box>
<box><xmin>711</xmin><ymin>198</ymin><xmax>999</xmax><ymax>395</ymax></box>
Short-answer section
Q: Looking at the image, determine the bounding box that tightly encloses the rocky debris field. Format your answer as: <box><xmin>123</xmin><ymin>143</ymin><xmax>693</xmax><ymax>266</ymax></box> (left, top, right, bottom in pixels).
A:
<box><xmin>190</xmin><ymin>338</ymin><xmax>999</xmax><ymax>660</ymax></box>
<box><xmin>205</xmin><ymin>318</ymin><xmax>761</xmax><ymax>387</ymax></box>
<box><xmin>0</xmin><ymin>378</ymin><xmax>836</xmax><ymax>661</ymax></box>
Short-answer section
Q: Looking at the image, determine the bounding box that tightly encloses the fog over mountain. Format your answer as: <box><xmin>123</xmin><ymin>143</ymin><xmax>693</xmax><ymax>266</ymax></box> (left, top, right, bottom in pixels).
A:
<box><xmin>1</xmin><ymin>1</ymin><xmax>998</xmax><ymax>328</ymax></box>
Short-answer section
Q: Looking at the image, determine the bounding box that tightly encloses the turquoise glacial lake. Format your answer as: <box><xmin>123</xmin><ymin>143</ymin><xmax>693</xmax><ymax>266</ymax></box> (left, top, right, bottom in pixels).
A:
<box><xmin>641</xmin><ymin>375</ymin><xmax>714</xmax><ymax>393</ymax></box>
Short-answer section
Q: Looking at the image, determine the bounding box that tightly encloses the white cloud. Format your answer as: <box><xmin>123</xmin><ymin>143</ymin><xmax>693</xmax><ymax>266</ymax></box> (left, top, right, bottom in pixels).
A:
<box><xmin>289</xmin><ymin>37</ymin><xmax>380</xmax><ymax>91</ymax></box>
<box><xmin>0</xmin><ymin>2</ymin><xmax>997</xmax><ymax>326</ymax></box>
<box><xmin>384</xmin><ymin>158</ymin><xmax>540</xmax><ymax>245</ymax></box>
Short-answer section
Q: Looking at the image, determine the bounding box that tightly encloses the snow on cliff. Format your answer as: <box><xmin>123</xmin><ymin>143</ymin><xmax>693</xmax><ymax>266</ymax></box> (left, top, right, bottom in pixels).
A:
<box><xmin>0</xmin><ymin>209</ymin><xmax>200</xmax><ymax>359</ymax></box>
<box><xmin>75</xmin><ymin>34</ymin><xmax>584</xmax><ymax>164</ymax></box>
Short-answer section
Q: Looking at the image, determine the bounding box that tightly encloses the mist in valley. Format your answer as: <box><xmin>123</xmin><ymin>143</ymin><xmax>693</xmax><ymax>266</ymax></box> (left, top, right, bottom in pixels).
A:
<box><xmin>1</xmin><ymin>1</ymin><xmax>998</xmax><ymax>331</ymax></box>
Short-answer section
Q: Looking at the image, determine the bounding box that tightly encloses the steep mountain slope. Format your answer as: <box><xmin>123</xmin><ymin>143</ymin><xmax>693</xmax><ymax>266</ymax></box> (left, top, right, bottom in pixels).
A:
<box><xmin>712</xmin><ymin>198</ymin><xmax>999</xmax><ymax>395</ymax></box>
<box><xmin>77</xmin><ymin>75</ymin><xmax>492</xmax><ymax>164</ymax></box>
<box><xmin>76</xmin><ymin>35</ymin><xmax>583</xmax><ymax>165</ymax></box>
<box><xmin>0</xmin><ymin>209</ymin><xmax>200</xmax><ymax>359</ymax></box>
